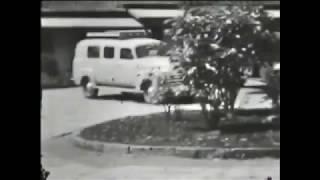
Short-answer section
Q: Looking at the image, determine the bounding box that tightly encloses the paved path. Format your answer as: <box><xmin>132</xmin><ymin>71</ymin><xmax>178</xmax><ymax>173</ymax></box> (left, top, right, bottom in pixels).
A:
<box><xmin>41</xmin><ymin>86</ymin><xmax>205</xmax><ymax>141</ymax></box>
<box><xmin>42</xmin><ymin>137</ymin><xmax>279</xmax><ymax>180</ymax></box>
<box><xmin>41</xmin><ymin>87</ymin><xmax>166</xmax><ymax>141</ymax></box>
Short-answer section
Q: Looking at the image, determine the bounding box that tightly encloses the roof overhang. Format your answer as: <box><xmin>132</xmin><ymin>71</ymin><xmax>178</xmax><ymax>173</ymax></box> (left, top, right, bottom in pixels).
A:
<box><xmin>128</xmin><ymin>9</ymin><xmax>184</xmax><ymax>19</ymax></box>
<box><xmin>41</xmin><ymin>17</ymin><xmax>144</xmax><ymax>28</ymax></box>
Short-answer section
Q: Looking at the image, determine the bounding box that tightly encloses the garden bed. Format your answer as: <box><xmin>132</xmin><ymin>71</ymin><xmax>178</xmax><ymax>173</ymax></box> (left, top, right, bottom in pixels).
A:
<box><xmin>80</xmin><ymin>111</ymin><xmax>280</xmax><ymax>148</ymax></box>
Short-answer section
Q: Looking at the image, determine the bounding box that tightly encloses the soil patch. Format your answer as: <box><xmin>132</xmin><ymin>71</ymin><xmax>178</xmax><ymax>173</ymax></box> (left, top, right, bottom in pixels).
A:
<box><xmin>80</xmin><ymin>111</ymin><xmax>280</xmax><ymax>148</ymax></box>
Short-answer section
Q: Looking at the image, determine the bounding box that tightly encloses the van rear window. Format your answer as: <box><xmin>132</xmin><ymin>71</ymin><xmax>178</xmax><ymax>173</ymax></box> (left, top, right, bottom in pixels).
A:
<box><xmin>87</xmin><ymin>46</ymin><xmax>100</xmax><ymax>58</ymax></box>
<box><xmin>120</xmin><ymin>48</ymin><xmax>133</xmax><ymax>59</ymax></box>
<box><xmin>104</xmin><ymin>47</ymin><xmax>114</xmax><ymax>58</ymax></box>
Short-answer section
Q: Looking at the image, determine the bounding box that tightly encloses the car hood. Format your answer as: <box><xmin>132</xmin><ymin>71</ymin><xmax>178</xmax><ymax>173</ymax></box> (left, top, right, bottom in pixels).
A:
<box><xmin>138</xmin><ymin>56</ymin><xmax>171</xmax><ymax>71</ymax></box>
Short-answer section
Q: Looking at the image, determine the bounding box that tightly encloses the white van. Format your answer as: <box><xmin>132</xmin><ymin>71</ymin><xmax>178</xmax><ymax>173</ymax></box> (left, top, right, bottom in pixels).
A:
<box><xmin>72</xmin><ymin>30</ymin><xmax>185</xmax><ymax>103</ymax></box>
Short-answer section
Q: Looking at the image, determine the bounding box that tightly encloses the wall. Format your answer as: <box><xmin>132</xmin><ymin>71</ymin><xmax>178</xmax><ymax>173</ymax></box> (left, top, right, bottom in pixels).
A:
<box><xmin>41</xmin><ymin>29</ymin><xmax>86</xmax><ymax>86</ymax></box>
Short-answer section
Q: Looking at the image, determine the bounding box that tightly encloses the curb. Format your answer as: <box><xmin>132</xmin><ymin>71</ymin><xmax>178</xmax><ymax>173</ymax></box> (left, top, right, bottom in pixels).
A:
<box><xmin>69</xmin><ymin>131</ymin><xmax>280</xmax><ymax>159</ymax></box>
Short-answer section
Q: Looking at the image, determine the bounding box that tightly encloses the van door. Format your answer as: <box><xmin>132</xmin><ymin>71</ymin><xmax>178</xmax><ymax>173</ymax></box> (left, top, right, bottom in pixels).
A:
<box><xmin>85</xmin><ymin>45</ymin><xmax>103</xmax><ymax>83</ymax></box>
<box><xmin>95</xmin><ymin>45</ymin><xmax>115</xmax><ymax>85</ymax></box>
<box><xmin>113</xmin><ymin>48</ymin><xmax>138</xmax><ymax>88</ymax></box>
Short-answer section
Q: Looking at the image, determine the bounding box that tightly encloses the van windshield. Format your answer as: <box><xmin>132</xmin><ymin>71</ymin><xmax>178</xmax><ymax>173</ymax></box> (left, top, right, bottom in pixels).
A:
<box><xmin>136</xmin><ymin>44</ymin><xmax>160</xmax><ymax>58</ymax></box>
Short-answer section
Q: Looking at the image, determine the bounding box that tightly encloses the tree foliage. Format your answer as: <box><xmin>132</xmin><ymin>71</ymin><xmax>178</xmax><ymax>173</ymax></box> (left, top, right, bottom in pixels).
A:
<box><xmin>162</xmin><ymin>5</ymin><xmax>279</xmax><ymax>124</ymax></box>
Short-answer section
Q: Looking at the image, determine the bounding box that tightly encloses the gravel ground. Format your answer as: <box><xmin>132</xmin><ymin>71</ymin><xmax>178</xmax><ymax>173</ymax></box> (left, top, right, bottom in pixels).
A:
<box><xmin>42</xmin><ymin>137</ymin><xmax>280</xmax><ymax>180</ymax></box>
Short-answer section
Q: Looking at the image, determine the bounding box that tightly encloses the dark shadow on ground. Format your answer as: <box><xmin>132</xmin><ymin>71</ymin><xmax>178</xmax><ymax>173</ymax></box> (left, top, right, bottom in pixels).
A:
<box><xmin>41</xmin><ymin>84</ymin><xmax>77</xmax><ymax>90</ymax></box>
<box><xmin>95</xmin><ymin>93</ymin><xmax>195</xmax><ymax>104</ymax></box>
<box><xmin>94</xmin><ymin>93</ymin><xmax>145</xmax><ymax>103</ymax></box>
<box><xmin>163</xmin><ymin>96</ymin><xmax>196</xmax><ymax>105</ymax></box>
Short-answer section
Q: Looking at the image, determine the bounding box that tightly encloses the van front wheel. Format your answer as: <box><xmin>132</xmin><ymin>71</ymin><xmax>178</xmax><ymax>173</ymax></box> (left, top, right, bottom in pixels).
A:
<box><xmin>143</xmin><ymin>87</ymin><xmax>162</xmax><ymax>104</ymax></box>
<box><xmin>142</xmin><ymin>80</ymin><xmax>163</xmax><ymax>104</ymax></box>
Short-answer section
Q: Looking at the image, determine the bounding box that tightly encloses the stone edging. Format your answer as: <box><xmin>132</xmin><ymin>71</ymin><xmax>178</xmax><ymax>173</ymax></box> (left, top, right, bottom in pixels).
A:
<box><xmin>69</xmin><ymin>130</ymin><xmax>280</xmax><ymax>159</ymax></box>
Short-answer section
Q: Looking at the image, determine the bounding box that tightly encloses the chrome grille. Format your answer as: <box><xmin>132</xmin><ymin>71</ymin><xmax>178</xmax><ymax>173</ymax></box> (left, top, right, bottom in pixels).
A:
<box><xmin>166</xmin><ymin>74</ymin><xmax>184</xmax><ymax>84</ymax></box>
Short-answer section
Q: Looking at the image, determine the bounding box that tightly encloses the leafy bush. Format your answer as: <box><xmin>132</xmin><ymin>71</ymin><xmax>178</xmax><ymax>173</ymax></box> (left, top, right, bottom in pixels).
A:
<box><xmin>162</xmin><ymin>5</ymin><xmax>280</xmax><ymax>127</ymax></box>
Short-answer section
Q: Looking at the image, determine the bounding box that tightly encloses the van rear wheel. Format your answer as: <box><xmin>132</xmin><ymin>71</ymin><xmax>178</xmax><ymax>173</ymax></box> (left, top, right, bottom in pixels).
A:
<box><xmin>81</xmin><ymin>79</ymin><xmax>98</xmax><ymax>98</ymax></box>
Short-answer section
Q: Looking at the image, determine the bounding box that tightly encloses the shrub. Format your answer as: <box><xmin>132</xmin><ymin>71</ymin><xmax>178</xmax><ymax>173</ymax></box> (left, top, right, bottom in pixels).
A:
<box><xmin>163</xmin><ymin>5</ymin><xmax>280</xmax><ymax>128</ymax></box>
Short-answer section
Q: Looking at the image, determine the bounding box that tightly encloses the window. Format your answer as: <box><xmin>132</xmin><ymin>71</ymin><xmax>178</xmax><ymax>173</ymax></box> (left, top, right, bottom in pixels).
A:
<box><xmin>136</xmin><ymin>45</ymin><xmax>159</xmax><ymax>58</ymax></box>
<box><xmin>104</xmin><ymin>46</ymin><xmax>114</xmax><ymax>58</ymax></box>
<box><xmin>87</xmin><ymin>46</ymin><xmax>100</xmax><ymax>58</ymax></box>
<box><xmin>120</xmin><ymin>48</ymin><xmax>133</xmax><ymax>59</ymax></box>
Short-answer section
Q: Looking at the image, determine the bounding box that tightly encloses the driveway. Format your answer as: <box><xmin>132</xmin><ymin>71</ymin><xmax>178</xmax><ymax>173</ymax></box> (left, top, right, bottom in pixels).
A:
<box><xmin>41</xmin><ymin>87</ymin><xmax>167</xmax><ymax>141</ymax></box>
<box><xmin>42</xmin><ymin>137</ymin><xmax>280</xmax><ymax>180</ymax></box>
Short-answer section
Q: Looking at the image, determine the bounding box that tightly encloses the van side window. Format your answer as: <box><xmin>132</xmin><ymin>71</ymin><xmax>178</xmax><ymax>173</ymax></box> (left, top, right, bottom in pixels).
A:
<box><xmin>87</xmin><ymin>46</ymin><xmax>100</xmax><ymax>58</ymax></box>
<box><xmin>104</xmin><ymin>46</ymin><xmax>114</xmax><ymax>59</ymax></box>
<box><xmin>120</xmin><ymin>48</ymin><xmax>133</xmax><ymax>60</ymax></box>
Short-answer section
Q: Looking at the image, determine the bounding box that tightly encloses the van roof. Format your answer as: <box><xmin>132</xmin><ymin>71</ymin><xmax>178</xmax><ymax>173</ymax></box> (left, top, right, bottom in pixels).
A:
<box><xmin>77</xmin><ymin>38</ymin><xmax>161</xmax><ymax>48</ymax></box>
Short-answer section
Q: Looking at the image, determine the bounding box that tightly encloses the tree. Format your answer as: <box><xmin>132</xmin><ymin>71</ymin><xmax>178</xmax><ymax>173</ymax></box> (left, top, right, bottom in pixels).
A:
<box><xmin>163</xmin><ymin>5</ymin><xmax>280</xmax><ymax>128</ymax></box>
